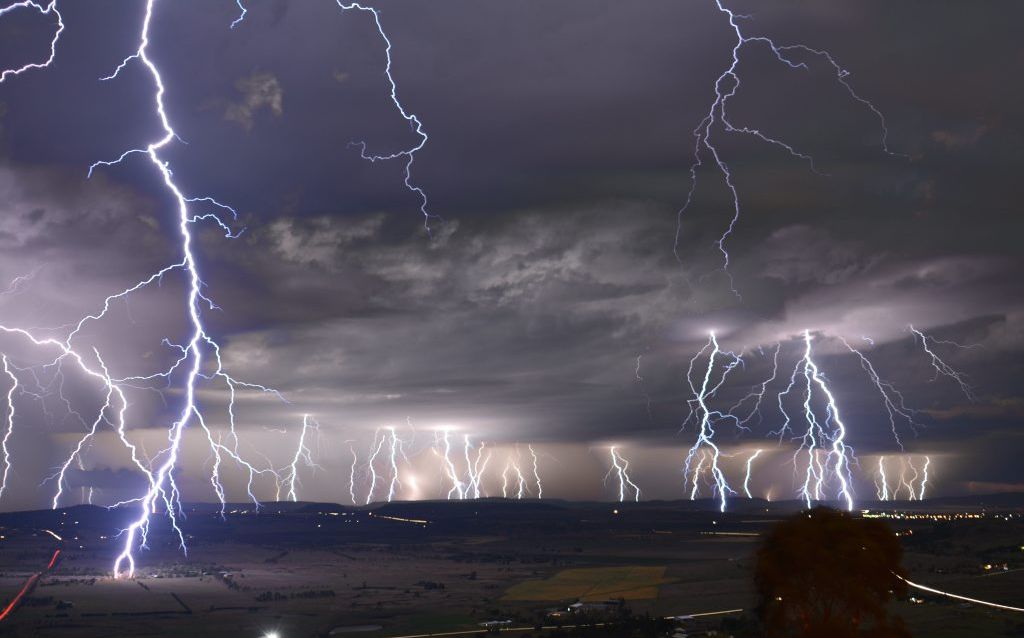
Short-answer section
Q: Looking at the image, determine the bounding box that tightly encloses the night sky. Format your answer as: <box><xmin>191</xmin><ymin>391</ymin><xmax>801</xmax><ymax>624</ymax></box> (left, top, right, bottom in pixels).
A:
<box><xmin>0</xmin><ymin>0</ymin><xmax>1021</xmax><ymax>509</ymax></box>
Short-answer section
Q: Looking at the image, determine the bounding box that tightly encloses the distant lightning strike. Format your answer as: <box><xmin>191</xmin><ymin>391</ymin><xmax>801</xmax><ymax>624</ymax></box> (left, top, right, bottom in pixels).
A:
<box><xmin>0</xmin><ymin>356</ymin><xmax>17</xmax><ymax>500</ymax></box>
<box><xmin>876</xmin><ymin>454</ymin><xmax>931</xmax><ymax>501</ymax></box>
<box><xmin>683</xmin><ymin>333</ymin><xmax>738</xmax><ymax>512</ymax></box>
<box><xmin>742</xmin><ymin>449</ymin><xmax>761</xmax><ymax>498</ymax></box>
<box><xmin>917</xmin><ymin>455</ymin><xmax>930</xmax><ymax>500</ymax></box>
<box><xmin>347</xmin><ymin>442</ymin><xmax>359</xmax><ymax>505</ymax></box>
<box><xmin>364</xmin><ymin>430</ymin><xmax>387</xmax><ymax>504</ymax></box>
<box><xmin>462</xmin><ymin>435</ymin><xmax>490</xmax><ymax>499</ymax></box>
<box><xmin>528</xmin><ymin>444</ymin><xmax>543</xmax><ymax>499</ymax></box>
<box><xmin>607</xmin><ymin>446</ymin><xmax>640</xmax><ymax>503</ymax></box>
<box><xmin>438</xmin><ymin>430</ymin><xmax>466</xmax><ymax>500</ymax></box>
<box><xmin>910</xmin><ymin>325</ymin><xmax>976</xmax><ymax>401</ymax></box>
<box><xmin>788</xmin><ymin>330</ymin><xmax>855</xmax><ymax>511</ymax></box>
<box><xmin>876</xmin><ymin>457</ymin><xmax>890</xmax><ymax>501</ymax></box>
<box><xmin>841</xmin><ymin>338</ymin><xmax>920</xmax><ymax>447</ymax></box>
<box><xmin>677</xmin><ymin>1</ymin><xmax>898</xmax><ymax>293</ymax></box>
<box><xmin>285</xmin><ymin>416</ymin><xmax>319</xmax><ymax>502</ymax></box>
<box><xmin>386</xmin><ymin>427</ymin><xmax>409</xmax><ymax>502</ymax></box>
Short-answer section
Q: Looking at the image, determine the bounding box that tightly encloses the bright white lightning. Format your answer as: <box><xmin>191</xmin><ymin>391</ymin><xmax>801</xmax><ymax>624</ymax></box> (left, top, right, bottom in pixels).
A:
<box><xmin>682</xmin><ymin>333</ymin><xmax>738</xmax><ymax>512</ymax></box>
<box><xmin>512</xmin><ymin>459</ymin><xmax>527</xmax><ymax>499</ymax></box>
<box><xmin>607</xmin><ymin>446</ymin><xmax>640</xmax><ymax>503</ymax></box>
<box><xmin>875</xmin><ymin>456</ymin><xmax>890</xmax><ymax>501</ymax></box>
<box><xmin>910</xmin><ymin>325</ymin><xmax>976</xmax><ymax>401</ymax></box>
<box><xmin>727</xmin><ymin>344</ymin><xmax>780</xmax><ymax>429</ymax></box>
<box><xmin>438</xmin><ymin>430</ymin><xmax>466</xmax><ymax>500</ymax></box>
<box><xmin>528</xmin><ymin>444</ymin><xmax>543</xmax><ymax>499</ymax></box>
<box><xmin>917</xmin><ymin>455</ymin><xmax>930</xmax><ymax>500</ymax></box>
<box><xmin>689</xmin><ymin>450</ymin><xmax>706</xmax><ymax>501</ymax></box>
<box><xmin>364</xmin><ymin>429</ymin><xmax>387</xmax><ymax>504</ymax></box>
<box><xmin>778</xmin><ymin>331</ymin><xmax>855</xmax><ymax>511</ymax></box>
<box><xmin>677</xmin><ymin>1</ymin><xmax>898</xmax><ymax>293</ymax></box>
<box><xmin>0</xmin><ymin>1</ymin><xmax>63</xmax><ymax>84</ymax></box>
<box><xmin>336</xmin><ymin>2</ymin><xmax>434</xmax><ymax>231</ymax></box>
<box><xmin>284</xmin><ymin>415</ymin><xmax>319</xmax><ymax>502</ymax></box>
<box><xmin>347</xmin><ymin>442</ymin><xmax>358</xmax><ymax>505</ymax></box>
<box><xmin>461</xmin><ymin>435</ymin><xmax>491</xmax><ymax>499</ymax></box>
<box><xmin>386</xmin><ymin>427</ymin><xmax>408</xmax><ymax>502</ymax></box>
<box><xmin>742</xmin><ymin>449</ymin><xmax>762</xmax><ymax>499</ymax></box>
<box><xmin>898</xmin><ymin>457</ymin><xmax>916</xmax><ymax>501</ymax></box>
<box><xmin>0</xmin><ymin>356</ymin><xmax>17</xmax><ymax>500</ymax></box>
<box><xmin>80</xmin><ymin>0</ymin><xmax>293</xmax><ymax>577</ymax></box>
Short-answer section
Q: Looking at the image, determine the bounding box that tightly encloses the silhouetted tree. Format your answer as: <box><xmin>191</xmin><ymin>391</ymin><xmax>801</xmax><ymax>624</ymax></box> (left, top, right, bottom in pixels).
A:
<box><xmin>755</xmin><ymin>507</ymin><xmax>910</xmax><ymax>638</ymax></box>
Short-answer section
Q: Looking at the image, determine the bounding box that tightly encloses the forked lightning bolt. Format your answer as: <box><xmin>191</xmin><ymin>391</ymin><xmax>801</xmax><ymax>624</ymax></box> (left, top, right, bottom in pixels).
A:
<box><xmin>606</xmin><ymin>446</ymin><xmax>640</xmax><ymax>503</ymax></box>
<box><xmin>778</xmin><ymin>331</ymin><xmax>855</xmax><ymax>511</ymax></box>
<box><xmin>677</xmin><ymin>1</ymin><xmax>899</xmax><ymax>293</ymax></box>
<box><xmin>682</xmin><ymin>333</ymin><xmax>740</xmax><ymax>512</ymax></box>
<box><xmin>0</xmin><ymin>0</ymin><xmax>418</xmax><ymax>577</ymax></box>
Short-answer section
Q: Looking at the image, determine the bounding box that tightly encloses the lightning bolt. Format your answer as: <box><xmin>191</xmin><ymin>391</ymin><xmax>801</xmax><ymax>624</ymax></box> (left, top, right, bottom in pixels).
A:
<box><xmin>875</xmin><ymin>456</ymin><xmax>890</xmax><ymax>501</ymax></box>
<box><xmin>917</xmin><ymin>455</ymin><xmax>930</xmax><ymax>500</ymax></box>
<box><xmin>284</xmin><ymin>415</ymin><xmax>319</xmax><ymax>502</ymax></box>
<box><xmin>364</xmin><ymin>429</ymin><xmax>387</xmax><ymax>504</ymax></box>
<box><xmin>840</xmin><ymin>337</ymin><xmax>920</xmax><ymax>448</ymax></box>
<box><xmin>0</xmin><ymin>356</ymin><xmax>18</xmax><ymax>500</ymax></box>
<box><xmin>347</xmin><ymin>441</ymin><xmax>359</xmax><ymax>505</ymax></box>
<box><xmin>726</xmin><ymin>343</ymin><xmax>781</xmax><ymax>430</ymax></box>
<box><xmin>677</xmin><ymin>1</ymin><xmax>899</xmax><ymax>293</ymax></box>
<box><xmin>231</xmin><ymin>2</ymin><xmax>434</xmax><ymax>229</ymax></box>
<box><xmin>899</xmin><ymin>457</ymin><xmax>918</xmax><ymax>501</ymax></box>
<box><xmin>910</xmin><ymin>325</ymin><xmax>976</xmax><ymax>401</ymax></box>
<box><xmin>461</xmin><ymin>435</ymin><xmax>491</xmax><ymax>499</ymax></box>
<box><xmin>0</xmin><ymin>0</ymin><xmax>439</xmax><ymax>576</ymax></box>
<box><xmin>0</xmin><ymin>0</ymin><xmax>63</xmax><ymax>84</ymax></box>
<box><xmin>742</xmin><ymin>448</ymin><xmax>762</xmax><ymax>499</ymax></box>
<box><xmin>437</xmin><ymin>429</ymin><xmax>466</xmax><ymax>500</ymax></box>
<box><xmin>606</xmin><ymin>446</ymin><xmax>641</xmax><ymax>503</ymax></box>
<box><xmin>528</xmin><ymin>444</ymin><xmax>543</xmax><ymax>499</ymax></box>
<box><xmin>386</xmin><ymin>427</ymin><xmax>409</xmax><ymax>502</ymax></box>
<box><xmin>778</xmin><ymin>331</ymin><xmax>855</xmax><ymax>511</ymax></box>
<box><xmin>682</xmin><ymin>333</ymin><xmax>739</xmax><ymax>512</ymax></box>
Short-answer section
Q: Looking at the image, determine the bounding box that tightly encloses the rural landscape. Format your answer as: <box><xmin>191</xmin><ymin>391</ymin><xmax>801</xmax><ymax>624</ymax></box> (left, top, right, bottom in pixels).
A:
<box><xmin>1</xmin><ymin>497</ymin><xmax>1022</xmax><ymax>637</ymax></box>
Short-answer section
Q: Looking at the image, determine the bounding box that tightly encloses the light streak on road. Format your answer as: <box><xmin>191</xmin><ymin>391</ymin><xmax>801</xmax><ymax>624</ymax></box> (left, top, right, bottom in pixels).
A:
<box><xmin>900</xmin><ymin>575</ymin><xmax>1024</xmax><ymax>613</ymax></box>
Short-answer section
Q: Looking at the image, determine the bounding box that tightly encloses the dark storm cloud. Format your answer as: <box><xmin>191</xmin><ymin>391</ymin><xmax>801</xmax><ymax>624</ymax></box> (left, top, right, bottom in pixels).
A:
<box><xmin>0</xmin><ymin>0</ymin><xmax>1021</xmax><ymax>504</ymax></box>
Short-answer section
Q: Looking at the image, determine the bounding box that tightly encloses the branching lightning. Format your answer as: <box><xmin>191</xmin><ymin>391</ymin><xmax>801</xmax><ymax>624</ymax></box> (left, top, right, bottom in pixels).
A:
<box><xmin>677</xmin><ymin>1</ymin><xmax>899</xmax><ymax>293</ymax></box>
<box><xmin>779</xmin><ymin>330</ymin><xmax>855</xmax><ymax>511</ymax></box>
<box><xmin>606</xmin><ymin>446</ymin><xmax>640</xmax><ymax>503</ymax></box>
<box><xmin>841</xmin><ymin>338</ymin><xmax>920</xmax><ymax>447</ymax></box>
<box><xmin>910</xmin><ymin>325</ymin><xmax>976</xmax><ymax>401</ymax></box>
<box><xmin>528</xmin><ymin>444</ymin><xmax>543</xmax><ymax>499</ymax></box>
<box><xmin>0</xmin><ymin>1</ymin><xmax>63</xmax><ymax>84</ymax></box>
<box><xmin>682</xmin><ymin>333</ymin><xmax>739</xmax><ymax>512</ymax></box>
<box><xmin>0</xmin><ymin>0</ymin><xmax>438</xmax><ymax>576</ymax></box>
<box><xmin>284</xmin><ymin>415</ymin><xmax>319</xmax><ymax>502</ymax></box>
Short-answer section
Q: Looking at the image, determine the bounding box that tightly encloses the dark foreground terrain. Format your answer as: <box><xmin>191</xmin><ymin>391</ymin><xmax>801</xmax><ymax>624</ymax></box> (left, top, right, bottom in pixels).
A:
<box><xmin>0</xmin><ymin>497</ymin><xmax>1022</xmax><ymax>637</ymax></box>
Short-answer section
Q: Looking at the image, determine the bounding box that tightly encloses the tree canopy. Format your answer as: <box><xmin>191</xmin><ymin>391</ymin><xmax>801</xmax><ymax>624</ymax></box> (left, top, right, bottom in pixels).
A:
<box><xmin>755</xmin><ymin>507</ymin><xmax>910</xmax><ymax>638</ymax></box>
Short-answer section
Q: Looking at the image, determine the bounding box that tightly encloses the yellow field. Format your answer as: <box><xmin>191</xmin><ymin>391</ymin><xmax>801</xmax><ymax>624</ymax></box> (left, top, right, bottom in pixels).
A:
<box><xmin>502</xmin><ymin>566</ymin><xmax>673</xmax><ymax>602</ymax></box>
